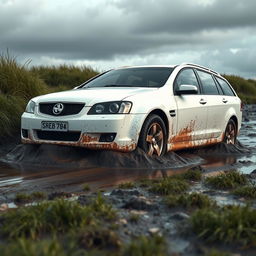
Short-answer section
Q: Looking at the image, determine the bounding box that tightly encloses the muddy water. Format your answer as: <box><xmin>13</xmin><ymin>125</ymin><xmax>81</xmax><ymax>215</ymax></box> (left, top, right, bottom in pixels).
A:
<box><xmin>0</xmin><ymin>118</ymin><xmax>255</xmax><ymax>202</ymax></box>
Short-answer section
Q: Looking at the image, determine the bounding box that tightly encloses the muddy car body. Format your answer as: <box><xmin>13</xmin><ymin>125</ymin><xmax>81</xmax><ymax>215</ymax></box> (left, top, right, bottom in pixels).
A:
<box><xmin>21</xmin><ymin>63</ymin><xmax>242</xmax><ymax>155</ymax></box>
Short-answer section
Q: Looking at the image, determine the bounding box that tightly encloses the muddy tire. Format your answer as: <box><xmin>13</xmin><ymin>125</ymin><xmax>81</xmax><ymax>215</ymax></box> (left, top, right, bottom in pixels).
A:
<box><xmin>223</xmin><ymin>119</ymin><xmax>237</xmax><ymax>144</ymax></box>
<box><xmin>138</xmin><ymin>114</ymin><xmax>167</xmax><ymax>156</ymax></box>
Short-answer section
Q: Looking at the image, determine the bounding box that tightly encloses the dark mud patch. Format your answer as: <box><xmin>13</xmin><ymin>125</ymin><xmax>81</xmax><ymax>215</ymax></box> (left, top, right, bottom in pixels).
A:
<box><xmin>1</xmin><ymin>144</ymin><xmax>204</xmax><ymax>170</ymax></box>
<box><xmin>186</xmin><ymin>141</ymin><xmax>252</xmax><ymax>156</ymax></box>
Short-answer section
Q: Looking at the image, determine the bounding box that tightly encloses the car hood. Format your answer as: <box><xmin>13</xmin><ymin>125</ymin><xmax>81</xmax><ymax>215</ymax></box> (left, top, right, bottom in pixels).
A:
<box><xmin>32</xmin><ymin>87</ymin><xmax>158</xmax><ymax>106</ymax></box>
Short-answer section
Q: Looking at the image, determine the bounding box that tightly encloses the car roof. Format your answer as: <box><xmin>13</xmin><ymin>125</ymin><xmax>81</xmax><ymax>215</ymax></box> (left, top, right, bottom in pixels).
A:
<box><xmin>115</xmin><ymin>64</ymin><xmax>220</xmax><ymax>76</ymax></box>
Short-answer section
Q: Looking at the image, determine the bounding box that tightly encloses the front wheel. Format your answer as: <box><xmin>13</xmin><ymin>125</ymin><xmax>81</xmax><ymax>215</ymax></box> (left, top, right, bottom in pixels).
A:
<box><xmin>223</xmin><ymin>119</ymin><xmax>237</xmax><ymax>144</ymax></box>
<box><xmin>138</xmin><ymin>114</ymin><xmax>167</xmax><ymax>156</ymax></box>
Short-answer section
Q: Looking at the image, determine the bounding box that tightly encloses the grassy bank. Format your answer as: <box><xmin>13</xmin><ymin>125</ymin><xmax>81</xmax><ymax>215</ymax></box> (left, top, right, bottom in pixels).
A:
<box><xmin>0</xmin><ymin>53</ymin><xmax>256</xmax><ymax>144</ymax></box>
<box><xmin>224</xmin><ymin>75</ymin><xmax>256</xmax><ymax>104</ymax></box>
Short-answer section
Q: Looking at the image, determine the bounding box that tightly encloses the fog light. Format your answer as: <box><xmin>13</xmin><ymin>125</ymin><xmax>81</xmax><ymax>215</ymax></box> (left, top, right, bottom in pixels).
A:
<box><xmin>22</xmin><ymin>129</ymin><xmax>29</xmax><ymax>138</ymax></box>
<box><xmin>99</xmin><ymin>133</ymin><xmax>116</xmax><ymax>142</ymax></box>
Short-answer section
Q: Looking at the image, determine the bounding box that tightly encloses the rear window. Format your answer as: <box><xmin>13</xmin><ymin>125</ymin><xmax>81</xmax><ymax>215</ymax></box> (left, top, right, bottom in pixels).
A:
<box><xmin>82</xmin><ymin>67</ymin><xmax>173</xmax><ymax>88</ymax></box>
<box><xmin>215</xmin><ymin>77</ymin><xmax>235</xmax><ymax>96</ymax></box>
<box><xmin>196</xmin><ymin>70</ymin><xmax>219</xmax><ymax>95</ymax></box>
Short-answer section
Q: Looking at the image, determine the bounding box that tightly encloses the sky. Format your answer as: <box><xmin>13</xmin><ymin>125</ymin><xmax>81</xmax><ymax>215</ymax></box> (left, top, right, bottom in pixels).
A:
<box><xmin>0</xmin><ymin>0</ymin><xmax>256</xmax><ymax>78</ymax></box>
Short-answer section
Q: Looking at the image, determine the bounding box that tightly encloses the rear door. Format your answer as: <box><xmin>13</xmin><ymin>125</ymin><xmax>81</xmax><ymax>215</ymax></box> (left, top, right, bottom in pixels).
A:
<box><xmin>195</xmin><ymin>70</ymin><xmax>225</xmax><ymax>139</ymax></box>
<box><xmin>172</xmin><ymin>68</ymin><xmax>207</xmax><ymax>147</ymax></box>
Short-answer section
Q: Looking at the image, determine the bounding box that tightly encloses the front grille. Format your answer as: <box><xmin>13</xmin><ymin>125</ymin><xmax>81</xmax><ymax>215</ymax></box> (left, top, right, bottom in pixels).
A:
<box><xmin>39</xmin><ymin>103</ymin><xmax>85</xmax><ymax>116</ymax></box>
<box><xmin>36</xmin><ymin>131</ymin><xmax>81</xmax><ymax>142</ymax></box>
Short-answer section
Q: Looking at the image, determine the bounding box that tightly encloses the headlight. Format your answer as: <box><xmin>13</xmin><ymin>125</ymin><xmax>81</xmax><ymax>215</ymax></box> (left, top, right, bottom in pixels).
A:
<box><xmin>25</xmin><ymin>100</ymin><xmax>36</xmax><ymax>113</ymax></box>
<box><xmin>88</xmin><ymin>101</ymin><xmax>132</xmax><ymax>115</ymax></box>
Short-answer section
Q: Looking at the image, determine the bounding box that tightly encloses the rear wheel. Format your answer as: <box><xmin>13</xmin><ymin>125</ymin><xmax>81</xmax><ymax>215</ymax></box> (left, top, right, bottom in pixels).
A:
<box><xmin>223</xmin><ymin>119</ymin><xmax>237</xmax><ymax>144</ymax></box>
<box><xmin>138</xmin><ymin>114</ymin><xmax>167</xmax><ymax>156</ymax></box>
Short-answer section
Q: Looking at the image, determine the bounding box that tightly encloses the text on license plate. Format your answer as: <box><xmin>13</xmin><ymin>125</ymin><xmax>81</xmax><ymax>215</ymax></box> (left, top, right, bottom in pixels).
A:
<box><xmin>41</xmin><ymin>121</ymin><xmax>68</xmax><ymax>131</ymax></box>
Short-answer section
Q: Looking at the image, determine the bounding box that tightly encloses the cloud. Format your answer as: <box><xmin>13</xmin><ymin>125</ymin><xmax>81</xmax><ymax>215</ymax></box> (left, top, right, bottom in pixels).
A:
<box><xmin>0</xmin><ymin>0</ymin><xmax>255</xmax><ymax>78</ymax></box>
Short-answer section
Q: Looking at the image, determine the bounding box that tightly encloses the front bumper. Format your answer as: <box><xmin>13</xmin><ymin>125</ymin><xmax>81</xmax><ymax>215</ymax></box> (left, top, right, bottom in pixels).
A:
<box><xmin>21</xmin><ymin>110</ymin><xmax>146</xmax><ymax>152</ymax></box>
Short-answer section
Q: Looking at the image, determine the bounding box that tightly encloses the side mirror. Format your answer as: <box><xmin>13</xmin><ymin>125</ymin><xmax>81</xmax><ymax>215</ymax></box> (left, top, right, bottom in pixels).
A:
<box><xmin>176</xmin><ymin>84</ymin><xmax>198</xmax><ymax>95</ymax></box>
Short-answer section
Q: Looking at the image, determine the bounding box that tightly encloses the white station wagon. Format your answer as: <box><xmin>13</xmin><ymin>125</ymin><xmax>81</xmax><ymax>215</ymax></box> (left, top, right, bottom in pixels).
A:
<box><xmin>21</xmin><ymin>63</ymin><xmax>242</xmax><ymax>156</ymax></box>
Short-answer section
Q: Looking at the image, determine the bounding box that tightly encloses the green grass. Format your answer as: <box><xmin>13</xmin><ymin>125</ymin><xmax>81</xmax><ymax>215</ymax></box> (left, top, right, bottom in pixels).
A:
<box><xmin>0</xmin><ymin>53</ymin><xmax>47</xmax><ymax>142</ymax></box>
<box><xmin>0</xmin><ymin>238</ymin><xmax>70</xmax><ymax>256</ymax></box>
<box><xmin>82</xmin><ymin>184</ymin><xmax>91</xmax><ymax>192</ymax></box>
<box><xmin>191</xmin><ymin>205</ymin><xmax>256</xmax><ymax>245</ymax></box>
<box><xmin>129</xmin><ymin>213</ymin><xmax>140</xmax><ymax>223</ymax></box>
<box><xmin>174</xmin><ymin>168</ymin><xmax>202</xmax><ymax>181</ymax></box>
<box><xmin>233</xmin><ymin>185</ymin><xmax>256</xmax><ymax>199</ymax></box>
<box><xmin>118</xmin><ymin>182</ymin><xmax>135</xmax><ymax>189</ymax></box>
<box><xmin>78</xmin><ymin>227</ymin><xmax>121</xmax><ymax>250</ymax></box>
<box><xmin>15</xmin><ymin>192</ymin><xmax>47</xmax><ymax>203</ymax></box>
<box><xmin>0</xmin><ymin>194</ymin><xmax>116</xmax><ymax>239</ymax></box>
<box><xmin>149</xmin><ymin>177</ymin><xmax>189</xmax><ymax>195</ymax></box>
<box><xmin>224</xmin><ymin>74</ymin><xmax>256</xmax><ymax>104</ymax></box>
<box><xmin>123</xmin><ymin>235</ymin><xmax>167</xmax><ymax>256</ymax></box>
<box><xmin>166</xmin><ymin>192</ymin><xmax>215</xmax><ymax>209</ymax></box>
<box><xmin>205</xmin><ymin>170</ymin><xmax>247</xmax><ymax>190</ymax></box>
<box><xmin>31</xmin><ymin>64</ymin><xmax>98</xmax><ymax>89</ymax></box>
<box><xmin>14</xmin><ymin>193</ymin><xmax>32</xmax><ymax>203</ymax></box>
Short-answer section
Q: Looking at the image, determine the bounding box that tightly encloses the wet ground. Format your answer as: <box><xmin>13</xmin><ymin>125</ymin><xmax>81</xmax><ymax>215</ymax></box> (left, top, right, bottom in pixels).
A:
<box><xmin>1</xmin><ymin>109</ymin><xmax>256</xmax><ymax>255</ymax></box>
<box><xmin>0</xmin><ymin>112</ymin><xmax>255</xmax><ymax>204</ymax></box>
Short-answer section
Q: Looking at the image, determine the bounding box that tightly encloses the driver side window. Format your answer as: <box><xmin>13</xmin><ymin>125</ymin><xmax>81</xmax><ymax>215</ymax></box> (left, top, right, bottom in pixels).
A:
<box><xmin>175</xmin><ymin>68</ymin><xmax>200</xmax><ymax>94</ymax></box>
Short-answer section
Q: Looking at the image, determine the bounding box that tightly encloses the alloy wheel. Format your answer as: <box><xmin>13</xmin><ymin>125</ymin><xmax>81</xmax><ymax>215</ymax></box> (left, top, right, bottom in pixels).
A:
<box><xmin>146</xmin><ymin>122</ymin><xmax>164</xmax><ymax>156</ymax></box>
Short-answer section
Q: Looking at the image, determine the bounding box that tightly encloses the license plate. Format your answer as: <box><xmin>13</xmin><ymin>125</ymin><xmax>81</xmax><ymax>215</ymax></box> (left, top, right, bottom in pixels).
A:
<box><xmin>41</xmin><ymin>121</ymin><xmax>68</xmax><ymax>131</ymax></box>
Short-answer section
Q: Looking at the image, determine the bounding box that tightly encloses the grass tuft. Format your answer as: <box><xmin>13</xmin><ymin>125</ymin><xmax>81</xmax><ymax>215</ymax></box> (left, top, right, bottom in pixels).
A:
<box><xmin>82</xmin><ymin>184</ymin><xmax>91</xmax><ymax>192</ymax></box>
<box><xmin>118</xmin><ymin>182</ymin><xmax>135</xmax><ymax>189</ymax></box>
<box><xmin>181</xmin><ymin>168</ymin><xmax>202</xmax><ymax>181</ymax></box>
<box><xmin>191</xmin><ymin>205</ymin><xmax>256</xmax><ymax>245</ymax></box>
<box><xmin>205</xmin><ymin>170</ymin><xmax>247</xmax><ymax>189</ymax></box>
<box><xmin>129</xmin><ymin>214</ymin><xmax>140</xmax><ymax>223</ymax></box>
<box><xmin>123</xmin><ymin>235</ymin><xmax>167</xmax><ymax>256</ymax></box>
<box><xmin>0</xmin><ymin>195</ymin><xmax>116</xmax><ymax>239</ymax></box>
<box><xmin>14</xmin><ymin>193</ymin><xmax>32</xmax><ymax>203</ymax></box>
<box><xmin>149</xmin><ymin>177</ymin><xmax>189</xmax><ymax>195</ymax></box>
<box><xmin>233</xmin><ymin>185</ymin><xmax>256</xmax><ymax>199</ymax></box>
<box><xmin>0</xmin><ymin>238</ymin><xmax>68</xmax><ymax>256</ymax></box>
<box><xmin>166</xmin><ymin>192</ymin><xmax>215</xmax><ymax>209</ymax></box>
<box><xmin>15</xmin><ymin>192</ymin><xmax>47</xmax><ymax>203</ymax></box>
<box><xmin>78</xmin><ymin>227</ymin><xmax>121</xmax><ymax>250</ymax></box>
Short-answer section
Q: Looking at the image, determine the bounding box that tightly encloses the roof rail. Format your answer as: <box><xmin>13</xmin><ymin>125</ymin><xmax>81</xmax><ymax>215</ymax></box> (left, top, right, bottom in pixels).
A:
<box><xmin>181</xmin><ymin>63</ymin><xmax>220</xmax><ymax>75</ymax></box>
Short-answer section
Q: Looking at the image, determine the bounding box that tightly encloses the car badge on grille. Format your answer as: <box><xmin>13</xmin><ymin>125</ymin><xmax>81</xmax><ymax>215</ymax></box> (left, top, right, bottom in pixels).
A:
<box><xmin>53</xmin><ymin>103</ymin><xmax>64</xmax><ymax>115</ymax></box>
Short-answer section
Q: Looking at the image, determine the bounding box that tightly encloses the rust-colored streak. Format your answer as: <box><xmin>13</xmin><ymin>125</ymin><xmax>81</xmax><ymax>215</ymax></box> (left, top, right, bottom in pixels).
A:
<box><xmin>80</xmin><ymin>135</ymin><xmax>98</xmax><ymax>144</ymax></box>
<box><xmin>79</xmin><ymin>134</ymin><xmax>136</xmax><ymax>152</ymax></box>
<box><xmin>22</xmin><ymin>133</ymin><xmax>136</xmax><ymax>153</ymax></box>
<box><xmin>169</xmin><ymin>121</ymin><xmax>223</xmax><ymax>151</ymax></box>
<box><xmin>171</xmin><ymin>120</ymin><xmax>195</xmax><ymax>143</ymax></box>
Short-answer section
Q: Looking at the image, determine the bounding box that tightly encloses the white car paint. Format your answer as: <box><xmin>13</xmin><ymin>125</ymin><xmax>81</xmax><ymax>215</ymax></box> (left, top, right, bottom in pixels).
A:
<box><xmin>21</xmin><ymin>64</ymin><xmax>242</xmax><ymax>154</ymax></box>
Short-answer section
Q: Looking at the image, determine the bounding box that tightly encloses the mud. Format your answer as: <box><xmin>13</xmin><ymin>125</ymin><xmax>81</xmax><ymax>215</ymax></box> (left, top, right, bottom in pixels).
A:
<box><xmin>0</xmin><ymin>108</ymin><xmax>256</xmax><ymax>255</ymax></box>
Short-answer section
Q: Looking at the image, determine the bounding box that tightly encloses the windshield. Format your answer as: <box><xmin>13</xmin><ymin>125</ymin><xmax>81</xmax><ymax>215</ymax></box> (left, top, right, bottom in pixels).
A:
<box><xmin>82</xmin><ymin>67</ymin><xmax>173</xmax><ymax>88</ymax></box>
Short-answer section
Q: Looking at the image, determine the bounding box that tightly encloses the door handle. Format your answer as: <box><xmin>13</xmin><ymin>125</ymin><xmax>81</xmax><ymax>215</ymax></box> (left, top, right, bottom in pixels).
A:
<box><xmin>199</xmin><ymin>99</ymin><xmax>207</xmax><ymax>105</ymax></box>
<box><xmin>222</xmin><ymin>98</ymin><xmax>228</xmax><ymax>103</ymax></box>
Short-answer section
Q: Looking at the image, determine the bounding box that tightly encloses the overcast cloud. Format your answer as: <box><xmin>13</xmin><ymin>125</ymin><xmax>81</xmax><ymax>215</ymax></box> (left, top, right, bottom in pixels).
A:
<box><xmin>0</xmin><ymin>0</ymin><xmax>255</xmax><ymax>78</ymax></box>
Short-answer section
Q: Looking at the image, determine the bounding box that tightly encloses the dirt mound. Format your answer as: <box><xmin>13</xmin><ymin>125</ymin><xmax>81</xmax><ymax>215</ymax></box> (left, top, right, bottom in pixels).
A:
<box><xmin>1</xmin><ymin>144</ymin><xmax>203</xmax><ymax>170</ymax></box>
<box><xmin>190</xmin><ymin>141</ymin><xmax>251</xmax><ymax>156</ymax></box>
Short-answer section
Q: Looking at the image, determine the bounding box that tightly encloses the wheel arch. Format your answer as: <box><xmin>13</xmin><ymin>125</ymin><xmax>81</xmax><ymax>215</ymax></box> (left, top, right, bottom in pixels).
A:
<box><xmin>145</xmin><ymin>109</ymin><xmax>169</xmax><ymax>138</ymax></box>
<box><xmin>230</xmin><ymin>115</ymin><xmax>238</xmax><ymax>134</ymax></box>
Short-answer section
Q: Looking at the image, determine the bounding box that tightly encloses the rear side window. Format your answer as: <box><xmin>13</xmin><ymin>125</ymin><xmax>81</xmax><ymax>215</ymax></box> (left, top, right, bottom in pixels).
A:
<box><xmin>215</xmin><ymin>77</ymin><xmax>235</xmax><ymax>96</ymax></box>
<box><xmin>196</xmin><ymin>70</ymin><xmax>219</xmax><ymax>95</ymax></box>
<box><xmin>175</xmin><ymin>68</ymin><xmax>200</xmax><ymax>93</ymax></box>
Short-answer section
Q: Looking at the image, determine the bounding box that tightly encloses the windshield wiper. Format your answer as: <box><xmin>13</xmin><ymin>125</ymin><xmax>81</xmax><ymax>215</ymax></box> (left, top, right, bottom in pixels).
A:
<box><xmin>103</xmin><ymin>84</ymin><xmax>134</xmax><ymax>87</ymax></box>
